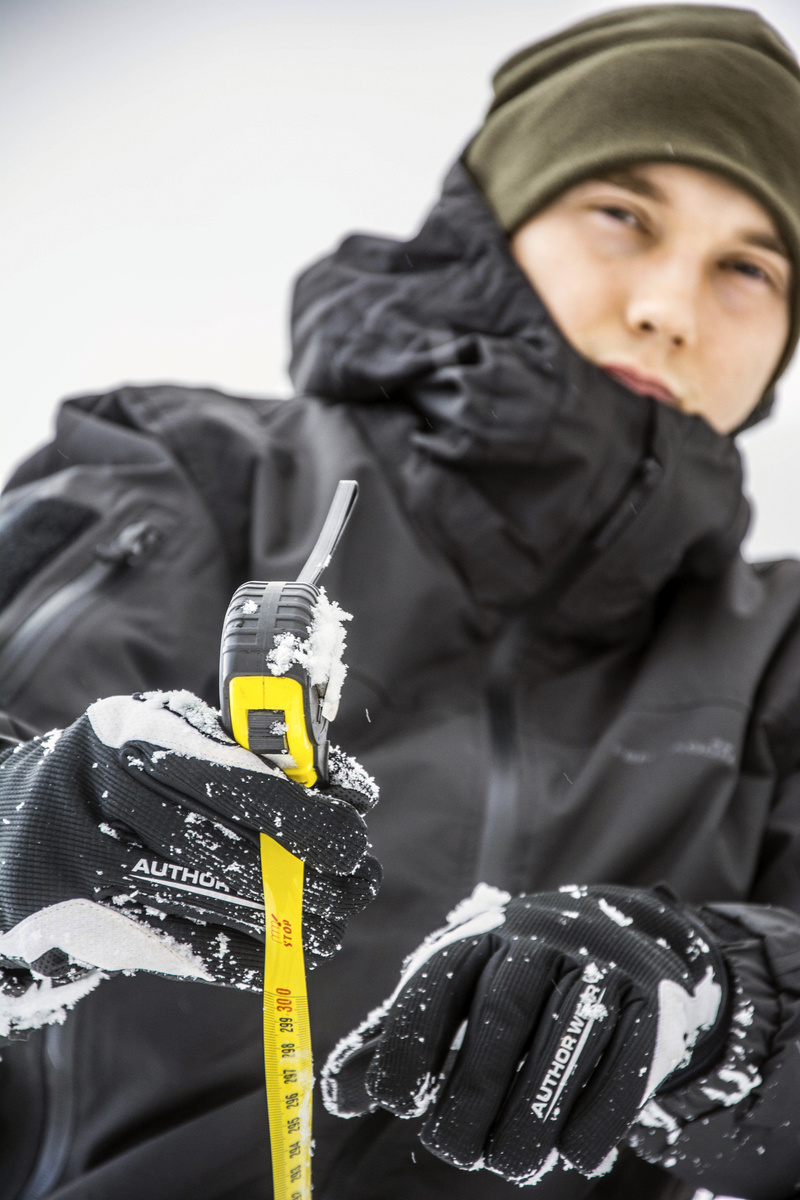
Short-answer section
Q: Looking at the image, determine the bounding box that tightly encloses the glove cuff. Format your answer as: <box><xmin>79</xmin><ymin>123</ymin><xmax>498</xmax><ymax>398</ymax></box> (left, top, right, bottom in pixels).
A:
<box><xmin>650</xmin><ymin>900</ymin><xmax>732</xmax><ymax>1095</ymax></box>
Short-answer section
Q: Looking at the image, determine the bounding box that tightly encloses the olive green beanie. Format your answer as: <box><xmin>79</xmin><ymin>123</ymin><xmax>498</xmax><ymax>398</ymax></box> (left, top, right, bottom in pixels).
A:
<box><xmin>465</xmin><ymin>4</ymin><xmax>800</xmax><ymax>390</ymax></box>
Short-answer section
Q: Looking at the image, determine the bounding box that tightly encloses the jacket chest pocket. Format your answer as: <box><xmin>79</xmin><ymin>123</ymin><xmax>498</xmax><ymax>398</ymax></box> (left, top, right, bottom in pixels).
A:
<box><xmin>0</xmin><ymin>487</ymin><xmax>176</xmax><ymax>727</ymax></box>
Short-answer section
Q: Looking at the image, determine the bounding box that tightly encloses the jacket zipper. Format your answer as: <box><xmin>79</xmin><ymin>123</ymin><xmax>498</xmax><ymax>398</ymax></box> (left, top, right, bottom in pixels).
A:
<box><xmin>0</xmin><ymin>519</ymin><xmax>163</xmax><ymax>711</ymax></box>
<box><xmin>476</xmin><ymin>612</ymin><xmax>529</xmax><ymax>888</ymax></box>
<box><xmin>475</xmin><ymin>454</ymin><xmax>664</xmax><ymax>888</ymax></box>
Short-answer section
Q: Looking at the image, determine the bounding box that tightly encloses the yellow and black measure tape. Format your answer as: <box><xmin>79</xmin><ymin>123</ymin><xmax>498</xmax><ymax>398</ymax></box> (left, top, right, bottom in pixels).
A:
<box><xmin>220</xmin><ymin>480</ymin><xmax>359</xmax><ymax>1198</ymax></box>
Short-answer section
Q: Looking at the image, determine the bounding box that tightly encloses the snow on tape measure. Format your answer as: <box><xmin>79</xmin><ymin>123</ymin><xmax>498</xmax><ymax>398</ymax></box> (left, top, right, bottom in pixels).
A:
<box><xmin>260</xmin><ymin>833</ymin><xmax>313</xmax><ymax>1200</ymax></box>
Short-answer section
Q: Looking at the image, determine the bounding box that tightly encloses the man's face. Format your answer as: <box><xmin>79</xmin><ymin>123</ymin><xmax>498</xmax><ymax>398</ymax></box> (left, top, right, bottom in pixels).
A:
<box><xmin>510</xmin><ymin>163</ymin><xmax>792</xmax><ymax>433</ymax></box>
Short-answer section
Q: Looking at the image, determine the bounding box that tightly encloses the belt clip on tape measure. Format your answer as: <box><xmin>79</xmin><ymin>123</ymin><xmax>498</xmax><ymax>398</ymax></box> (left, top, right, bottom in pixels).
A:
<box><xmin>219</xmin><ymin>479</ymin><xmax>359</xmax><ymax>1200</ymax></box>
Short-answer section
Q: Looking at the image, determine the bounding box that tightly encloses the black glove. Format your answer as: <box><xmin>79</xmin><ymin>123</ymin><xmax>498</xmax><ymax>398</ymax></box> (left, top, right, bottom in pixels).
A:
<box><xmin>323</xmin><ymin>883</ymin><xmax>728</xmax><ymax>1186</ymax></box>
<box><xmin>0</xmin><ymin>690</ymin><xmax>380</xmax><ymax>1035</ymax></box>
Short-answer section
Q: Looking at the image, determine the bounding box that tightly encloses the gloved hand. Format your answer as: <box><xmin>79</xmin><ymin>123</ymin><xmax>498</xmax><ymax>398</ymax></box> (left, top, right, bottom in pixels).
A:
<box><xmin>322</xmin><ymin>883</ymin><xmax>729</xmax><ymax>1186</ymax></box>
<box><xmin>0</xmin><ymin>690</ymin><xmax>380</xmax><ymax>1036</ymax></box>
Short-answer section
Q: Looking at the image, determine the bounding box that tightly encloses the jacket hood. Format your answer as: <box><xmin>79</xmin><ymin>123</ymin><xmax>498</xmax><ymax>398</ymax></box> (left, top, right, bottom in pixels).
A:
<box><xmin>289</xmin><ymin>161</ymin><xmax>750</xmax><ymax>639</ymax></box>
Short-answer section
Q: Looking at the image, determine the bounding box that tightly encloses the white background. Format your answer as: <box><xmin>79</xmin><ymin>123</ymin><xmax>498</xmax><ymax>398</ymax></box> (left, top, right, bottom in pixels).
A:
<box><xmin>2</xmin><ymin>0</ymin><xmax>800</xmax><ymax>563</ymax></box>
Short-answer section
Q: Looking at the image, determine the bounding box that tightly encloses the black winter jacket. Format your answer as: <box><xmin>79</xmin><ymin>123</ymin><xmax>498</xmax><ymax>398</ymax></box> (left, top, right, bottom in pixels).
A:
<box><xmin>2</xmin><ymin>163</ymin><xmax>800</xmax><ymax>1199</ymax></box>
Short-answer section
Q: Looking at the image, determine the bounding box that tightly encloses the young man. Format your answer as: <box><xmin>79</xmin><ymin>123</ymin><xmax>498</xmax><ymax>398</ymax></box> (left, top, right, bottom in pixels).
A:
<box><xmin>1</xmin><ymin>4</ymin><xmax>800</xmax><ymax>1198</ymax></box>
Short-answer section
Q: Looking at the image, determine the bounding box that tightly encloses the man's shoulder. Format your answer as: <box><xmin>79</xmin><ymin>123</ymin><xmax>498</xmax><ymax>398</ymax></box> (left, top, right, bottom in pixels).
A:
<box><xmin>61</xmin><ymin>382</ymin><xmax>364</xmax><ymax>459</ymax></box>
<box><xmin>4</xmin><ymin>383</ymin><xmax>359</xmax><ymax>495</ymax></box>
<box><xmin>57</xmin><ymin>381</ymin><xmax>309</xmax><ymax>452</ymax></box>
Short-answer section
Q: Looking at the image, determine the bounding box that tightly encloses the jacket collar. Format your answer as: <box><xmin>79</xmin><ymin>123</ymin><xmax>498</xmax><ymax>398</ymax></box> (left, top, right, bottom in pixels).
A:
<box><xmin>289</xmin><ymin>161</ymin><xmax>749</xmax><ymax>642</ymax></box>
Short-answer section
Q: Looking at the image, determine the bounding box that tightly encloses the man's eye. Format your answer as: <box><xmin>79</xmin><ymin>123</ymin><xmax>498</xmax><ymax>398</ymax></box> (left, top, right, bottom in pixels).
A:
<box><xmin>728</xmin><ymin>259</ymin><xmax>769</xmax><ymax>283</ymax></box>
<box><xmin>596</xmin><ymin>205</ymin><xmax>640</xmax><ymax>228</ymax></box>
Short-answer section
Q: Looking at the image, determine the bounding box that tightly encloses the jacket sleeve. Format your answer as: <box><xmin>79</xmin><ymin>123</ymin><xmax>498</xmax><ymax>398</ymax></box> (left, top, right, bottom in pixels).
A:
<box><xmin>626</xmin><ymin>846</ymin><xmax>800</xmax><ymax>1198</ymax></box>
<box><xmin>621</xmin><ymin>601</ymin><xmax>800</xmax><ymax>1200</ymax></box>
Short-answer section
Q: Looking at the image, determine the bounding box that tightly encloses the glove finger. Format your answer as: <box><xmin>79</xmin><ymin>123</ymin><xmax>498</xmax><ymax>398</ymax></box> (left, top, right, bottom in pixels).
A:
<box><xmin>558</xmin><ymin>987</ymin><xmax>653</xmax><ymax>1175</ymax></box>
<box><xmin>127</xmin><ymin>897</ymin><xmax>349</xmax><ymax>985</ymax></box>
<box><xmin>115</xmin><ymin>856</ymin><xmax>265</xmax><ymax>942</ymax></box>
<box><xmin>302</xmin><ymin>908</ymin><xmax>348</xmax><ymax>968</ymax></box>
<box><xmin>98</xmin><ymin>792</ymin><xmax>265</xmax><ymax>938</ymax></box>
<box><xmin>101</xmin><ymin>792</ymin><xmax>377</xmax><ymax>963</ymax></box>
<box><xmin>323</xmin><ymin>999</ymin><xmax>391</xmax><ymax>1119</ymax></box>
<box><xmin>326</xmin><ymin>745</ymin><xmax>379</xmax><ymax>813</ymax></box>
<box><xmin>486</xmin><ymin>967</ymin><xmax>621</xmax><ymax>1183</ymax></box>
<box><xmin>420</xmin><ymin>946</ymin><xmax>569</xmax><ymax>1170</ymax></box>
<box><xmin>366</xmin><ymin>933</ymin><xmax>498</xmax><ymax>1118</ymax></box>
<box><xmin>122</xmin><ymin>742</ymin><xmax>370</xmax><ymax>874</ymax></box>
<box><xmin>163</xmin><ymin>907</ymin><xmax>350</xmax><ymax>979</ymax></box>
<box><xmin>102</xmin><ymin>786</ymin><xmax>380</xmax><ymax>925</ymax></box>
<box><xmin>101</xmin><ymin>783</ymin><xmax>261</xmax><ymax>882</ymax></box>
<box><xmin>322</xmin><ymin>782</ymin><xmax>376</xmax><ymax>817</ymax></box>
<box><xmin>303</xmin><ymin>855</ymin><xmax>382</xmax><ymax>922</ymax></box>
<box><xmin>323</xmin><ymin>1034</ymin><xmax>381</xmax><ymax>1115</ymax></box>
<box><xmin>96</xmin><ymin>808</ymin><xmax>261</xmax><ymax>942</ymax></box>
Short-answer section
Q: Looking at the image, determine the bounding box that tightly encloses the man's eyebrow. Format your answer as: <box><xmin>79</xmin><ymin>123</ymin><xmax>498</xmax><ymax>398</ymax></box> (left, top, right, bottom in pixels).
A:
<box><xmin>741</xmin><ymin>230</ymin><xmax>790</xmax><ymax>259</ymax></box>
<box><xmin>591</xmin><ymin>169</ymin><xmax>668</xmax><ymax>203</ymax></box>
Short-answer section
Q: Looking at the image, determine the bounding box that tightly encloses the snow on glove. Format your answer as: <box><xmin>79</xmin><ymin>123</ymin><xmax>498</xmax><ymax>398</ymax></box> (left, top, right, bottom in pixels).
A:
<box><xmin>0</xmin><ymin>690</ymin><xmax>380</xmax><ymax>1036</ymax></box>
<box><xmin>322</xmin><ymin>883</ymin><xmax>728</xmax><ymax>1186</ymax></box>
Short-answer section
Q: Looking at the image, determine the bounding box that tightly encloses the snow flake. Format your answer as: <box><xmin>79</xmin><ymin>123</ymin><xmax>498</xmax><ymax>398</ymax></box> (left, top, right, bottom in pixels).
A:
<box><xmin>446</xmin><ymin>884</ymin><xmax>510</xmax><ymax>927</ymax></box>
<box><xmin>597</xmin><ymin>898</ymin><xmax>633</xmax><ymax>927</ymax></box>
<box><xmin>39</xmin><ymin>729</ymin><xmax>63</xmax><ymax>757</ymax></box>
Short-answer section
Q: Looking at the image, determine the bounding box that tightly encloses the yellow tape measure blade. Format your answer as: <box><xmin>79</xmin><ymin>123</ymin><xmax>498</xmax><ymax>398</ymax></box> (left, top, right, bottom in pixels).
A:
<box><xmin>260</xmin><ymin>833</ymin><xmax>313</xmax><ymax>1200</ymax></box>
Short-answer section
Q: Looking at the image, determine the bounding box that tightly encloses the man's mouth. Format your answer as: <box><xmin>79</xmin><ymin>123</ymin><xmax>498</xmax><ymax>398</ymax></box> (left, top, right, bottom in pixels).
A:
<box><xmin>600</xmin><ymin>363</ymin><xmax>678</xmax><ymax>407</ymax></box>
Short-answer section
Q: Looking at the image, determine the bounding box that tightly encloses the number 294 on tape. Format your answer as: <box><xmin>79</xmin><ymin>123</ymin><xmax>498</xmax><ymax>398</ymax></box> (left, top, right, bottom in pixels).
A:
<box><xmin>260</xmin><ymin>832</ymin><xmax>313</xmax><ymax>1200</ymax></box>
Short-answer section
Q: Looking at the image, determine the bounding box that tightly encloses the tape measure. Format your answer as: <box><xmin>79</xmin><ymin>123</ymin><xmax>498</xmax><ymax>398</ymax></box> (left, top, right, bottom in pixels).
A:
<box><xmin>220</xmin><ymin>481</ymin><xmax>358</xmax><ymax>1197</ymax></box>
<box><xmin>260</xmin><ymin>833</ymin><xmax>313</xmax><ymax>1200</ymax></box>
<box><xmin>220</xmin><ymin>481</ymin><xmax>359</xmax><ymax>788</ymax></box>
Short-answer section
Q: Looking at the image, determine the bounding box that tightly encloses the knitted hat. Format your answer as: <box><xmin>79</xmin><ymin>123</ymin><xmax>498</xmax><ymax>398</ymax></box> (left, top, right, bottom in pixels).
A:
<box><xmin>465</xmin><ymin>4</ymin><xmax>800</xmax><ymax>406</ymax></box>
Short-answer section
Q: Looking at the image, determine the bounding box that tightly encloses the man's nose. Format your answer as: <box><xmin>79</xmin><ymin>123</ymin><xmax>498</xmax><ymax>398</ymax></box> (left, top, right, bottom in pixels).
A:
<box><xmin>624</xmin><ymin>257</ymin><xmax>699</xmax><ymax>349</ymax></box>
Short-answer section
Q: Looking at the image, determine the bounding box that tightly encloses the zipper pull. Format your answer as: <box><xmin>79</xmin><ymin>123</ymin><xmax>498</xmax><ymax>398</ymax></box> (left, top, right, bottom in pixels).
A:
<box><xmin>95</xmin><ymin>521</ymin><xmax>162</xmax><ymax>565</ymax></box>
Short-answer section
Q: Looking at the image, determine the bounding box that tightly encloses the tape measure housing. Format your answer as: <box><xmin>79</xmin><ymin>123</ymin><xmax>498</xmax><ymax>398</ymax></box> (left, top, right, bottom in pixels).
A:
<box><xmin>219</xmin><ymin>581</ymin><xmax>329</xmax><ymax>787</ymax></box>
